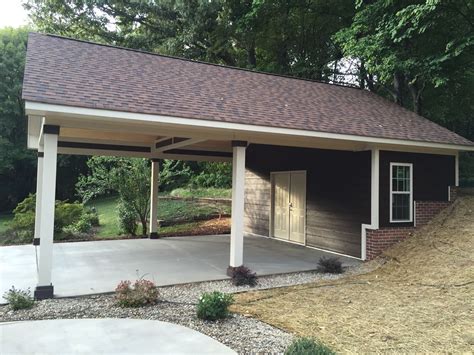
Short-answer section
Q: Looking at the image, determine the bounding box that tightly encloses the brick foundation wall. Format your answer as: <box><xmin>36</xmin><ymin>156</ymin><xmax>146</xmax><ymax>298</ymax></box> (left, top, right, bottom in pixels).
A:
<box><xmin>415</xmin><ymin>201</ymin><xmax>451</xmax><ymax>227</ymax></box>
<box><xmin>366</xmin><ymin>227</ymin><xmax>415</xmax><ymax>260</ymax></box>
<box><xmin>366</xmin><ymin>199</ymin><xmax>451</xmax><ymax>260</ymax></box>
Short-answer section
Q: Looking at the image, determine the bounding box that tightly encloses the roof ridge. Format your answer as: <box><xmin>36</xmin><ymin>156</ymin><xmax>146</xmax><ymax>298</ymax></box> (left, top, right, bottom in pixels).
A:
<box><xmin>30</xmin><ymin>32</ymin><xmax>361</xmax><ymax>91</ymax></box>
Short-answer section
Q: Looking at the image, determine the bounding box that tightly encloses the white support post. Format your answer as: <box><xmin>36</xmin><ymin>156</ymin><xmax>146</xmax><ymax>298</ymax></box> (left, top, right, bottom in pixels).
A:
<box><xmin>361</xmin><ymin>148</ymin><xmax>379</xmax><ymax>261</ymax></box>
<box><xmin>228</xmin><ymin>141</ymin><xmax>247</xmax><ymax>271</ymax></box>
<box><xmin>33</xmin><ymin>147</ymin><xmax>44</xmax><ymax>248</ymax></box>
<box><xmin>149</xmin><ymin>159</ymin><xmax>160</xmax><ymax>239</ymax></box>
<box><xmin>370</xmin><ymin>148</ymin><xmax>380</xmax><ymax>229</ymax></box>
<box><xmin>455</xmin><ymin>151</ymin><xmax>459</xmax><ymax>187</ymax></box>
<box><xmin>35</xmin><ymin>125</ymin><xmax>59</xmax><ymax>300</ymax></box>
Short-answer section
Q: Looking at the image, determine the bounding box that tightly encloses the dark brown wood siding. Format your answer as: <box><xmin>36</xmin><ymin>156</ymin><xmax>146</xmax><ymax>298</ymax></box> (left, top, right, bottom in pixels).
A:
<box><xmin>245</xmin><ymin>144</ymin><xmax>371</xmax><ymax>258</ymax></box>
<box><xmin>379</xmin><ymin>151</ymin><xmax>455</xmax><ymax>227</ymax></box>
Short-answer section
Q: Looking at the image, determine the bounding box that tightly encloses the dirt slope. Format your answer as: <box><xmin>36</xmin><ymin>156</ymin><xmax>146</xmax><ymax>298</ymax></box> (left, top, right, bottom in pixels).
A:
<box><xmin>232</xmin><ymin>196</ymin><xmax>474</xmax><ymax>353</ymax></box>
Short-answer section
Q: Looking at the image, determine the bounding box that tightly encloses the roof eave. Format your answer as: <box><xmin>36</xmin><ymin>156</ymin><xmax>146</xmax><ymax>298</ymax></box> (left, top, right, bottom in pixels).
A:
<box><xmin>24</xmin><ymin>100</ymin><xmax>474</xmax><ymax>153</ymax></box>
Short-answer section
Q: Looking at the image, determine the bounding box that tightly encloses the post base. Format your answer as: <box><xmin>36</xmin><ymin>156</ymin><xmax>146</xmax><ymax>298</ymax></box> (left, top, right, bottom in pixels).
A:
<box><xmin>149</xmin><ymin>232</ymin><xmax>159</xmax><ymax>239</ymax></box>
<box><xmin>226</xmin><ymin>265</ymin><xmax>242</xmax><ymax>277</ymax></box>
<box><xmin>34</xmin><ymin>285</ymin><xmax>54</xmax><ymax>300</ymax></box>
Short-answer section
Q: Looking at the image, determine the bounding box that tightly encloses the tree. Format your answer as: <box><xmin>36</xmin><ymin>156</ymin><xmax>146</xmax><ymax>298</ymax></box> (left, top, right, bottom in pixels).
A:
<box><xmin>77</xmin><ymin>157</ymin><xmax>150</xmax><ymax>235</ymax></box>
<box><xmin>334</xmin><ymin>0</ymin><xmax>474</xmax><ymax>116</ymax></box>
<box><xmin>0</xmin><ymin>27</ymin><xmax>36</xmax><ymax>211</ymax></box>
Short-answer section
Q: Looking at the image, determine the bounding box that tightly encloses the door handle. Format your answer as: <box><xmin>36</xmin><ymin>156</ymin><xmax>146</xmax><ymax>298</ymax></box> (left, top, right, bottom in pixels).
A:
<box><xmin>289</xmin><ymin>202</ymin><xmax>293</xmax><ymax>208</ymax></box>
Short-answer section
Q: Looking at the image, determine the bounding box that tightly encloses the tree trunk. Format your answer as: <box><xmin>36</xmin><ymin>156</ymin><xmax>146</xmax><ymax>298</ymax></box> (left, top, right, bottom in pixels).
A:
<box><xmin>393</xmin><ymin>72</ymin><xmax>404</xmax><ymax>105</ymax></box>
<box><xmin>359</xmin><ymin>59</ymin><xmax>366</xmax><ymax>89</ymax></box>
<box><xmin>140</xmin><ymin>216</ymin><xmax>147</xmax><ymax>236</ymax></box>
<box><xmin>247</xmin><ymin>45</ymin><xmax>256</xmax><ymax>68</ymax></box>
<box><xmin>408</xmin><ymin>80</ymin><xmax>424</xmax><ymax>115</ymax></box>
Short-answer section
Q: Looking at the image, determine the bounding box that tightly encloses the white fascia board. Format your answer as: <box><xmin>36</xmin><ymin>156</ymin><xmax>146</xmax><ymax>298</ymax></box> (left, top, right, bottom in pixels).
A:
<box><xmin>25</xmin><ymin>101</ymin><xmax>474</xmax><ymax>152</ymax></box>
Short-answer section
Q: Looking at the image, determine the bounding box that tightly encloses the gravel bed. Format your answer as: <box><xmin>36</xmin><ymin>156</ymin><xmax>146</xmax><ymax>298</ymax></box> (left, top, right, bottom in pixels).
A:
<box><xmin>0</xmin><ymin>265</ymin><xmax>372</xmax><ymax>353</ymax></box>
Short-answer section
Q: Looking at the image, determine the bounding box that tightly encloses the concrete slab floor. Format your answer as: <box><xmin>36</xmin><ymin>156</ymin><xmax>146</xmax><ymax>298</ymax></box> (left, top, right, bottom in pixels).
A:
<box><xmin>0</xmin><ymin>318</ymin><xmax>236</xmax><ymax>354</ymax></box>
<box><xmin>0</xmin><ymin>234</ymin><xmax>360</xmax><ymax>303</ymax></box>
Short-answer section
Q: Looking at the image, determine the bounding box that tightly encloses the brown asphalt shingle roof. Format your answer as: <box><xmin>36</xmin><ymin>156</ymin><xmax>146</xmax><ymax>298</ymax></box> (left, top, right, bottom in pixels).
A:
<box><xmin>22</xmin><ymin>33</ymin><xmax>473</xmax><ymax>147</ymax></box>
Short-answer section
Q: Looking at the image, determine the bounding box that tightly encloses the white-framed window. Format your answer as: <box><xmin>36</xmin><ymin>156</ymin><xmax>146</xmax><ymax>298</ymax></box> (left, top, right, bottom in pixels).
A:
<box><xmin>390</xmin><ymin>162</ymin><xmax>413</xmax><ymax>223</ymax></box>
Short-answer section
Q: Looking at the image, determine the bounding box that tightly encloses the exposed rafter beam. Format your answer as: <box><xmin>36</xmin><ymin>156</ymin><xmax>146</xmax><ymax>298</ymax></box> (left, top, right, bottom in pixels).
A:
<box><xmin>155</xmin><ymin>137</ymin><xmax>205</xmax><ymax>153</ymax></box>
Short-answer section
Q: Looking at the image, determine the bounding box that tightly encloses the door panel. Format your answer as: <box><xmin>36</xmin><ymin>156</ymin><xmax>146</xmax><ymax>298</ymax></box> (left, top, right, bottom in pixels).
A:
<box><xmin>273</xmin><ymin>173</ymin><xmax>290</xmax><ymax>240</ymax></box>
<box><xmin>289</xmin><ymin>172</ymin><xmax>306</xmax><ymax>243</ymax></box>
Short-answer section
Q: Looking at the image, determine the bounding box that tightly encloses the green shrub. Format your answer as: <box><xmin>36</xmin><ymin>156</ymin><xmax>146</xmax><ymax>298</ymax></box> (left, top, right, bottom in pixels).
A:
<box><xmin>3</xmin><ymin>286</ymin><xmax>35</xmax><ymax>311</ymax></box>
<box><xmin>11</xmin><ymin>194</ymin><xmax>36</xmax><ymax>235</ymax></box>
<box><xmin>196</xmin><ymin>291</ymin><xmax>234</xmax><ymax>321</ymax></box>
<box><xmin>118</xmin><ymin>202</ymin><xmax>137</xmax><ymax>235</ymax></box>
<box><xmin>115</xmin><ymin>279</ymin><xmax>159</xmax><ymax>307</ymax></box>
<box><xmin>73</xmin><ymin>218</ymin><xmax>93</xmax><ymax>233</ymax></box>
<box><xmin>317</xmin><ymin>257</ymin><xmax>343</xmax><ymax>274</ymax></box>
<box><xmin>285</xmin><ymin>338</ymin><xmax>335</xmax><ymax>355</ymax></box>
<box><xmin>54</xmin><ymin>201</ymin><xmax>84</xmax><ymax>233</ymax></box>
<box><xmin>84</xmin><ymin>208</ymin><xmax>100</xmax><ymax>227</ymax></box>
<box><xmin>10</xmin><ymin>195</ymin><xmax>86</xmax><ymax>238</ymax></box>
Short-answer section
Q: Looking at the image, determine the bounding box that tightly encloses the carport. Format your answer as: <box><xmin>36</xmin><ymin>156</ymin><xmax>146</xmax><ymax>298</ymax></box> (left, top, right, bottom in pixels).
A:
<box><xmin>22</xmin><ymin>33</ymin><xmax>472</xmax><ymax>299</ymax></box>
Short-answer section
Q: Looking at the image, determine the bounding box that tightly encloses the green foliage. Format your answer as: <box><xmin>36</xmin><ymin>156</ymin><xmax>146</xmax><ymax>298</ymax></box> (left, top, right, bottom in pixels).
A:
<box><xmin>77</xmin><ymin>157</ymin><xmax>150</xmax><ymax>235</ymax></box>
<box><xmin>11</xmin><ymin>194</ymin><xmax>36</xmax><ymax>233</ymax></box>
<box><xmin>159</xmin><ymin>160</ymin><xmax>193</xmax><ymax>191</ymax></box>
<box><xmin>54</xmin><ymin>201</ymin><xmax>84</xmax><ymax>233</ymax></box>
<box><xmin>196</xmin><ymin>291</ymin><xmax>234</xmax><ymax>321</ymax></box>
<box><xmin>115</xmin><ymin>279</ymin><xmax>159</xmax><ymax>308</ymax></box>
<box><xmin>84</xmin><ymin>208</ymin><xmax>100</xmax><ymax>227</ymax></box>
<box><xmin>169</xmin><ymin>187</ymin><xmax>231</xmax><ymax>199</ymax></box>
<box><xmin>11</xmin><ymin>194</ymin><xmax>87</xmax><ymax>237</ymax></box>
<box><xmin>190</xmin><ymin>162</ymin><xmax>231</xmax><ymax>188</ymax></box>
<box><xmin>3</xmin><ymin>286</ymin><xmax>35</xmax><ymax>311</ymax></box>
<box><xmin>285</xmin><ymin>337</ymin><xmax>335</xmax><ymax>355</ymax></box>
<box><xmin>0</xmin><ymin>27</ymin><xmax>36</xmax><ymax>212</ymax></box>
<box><xmin>117</xmin><ymin>200</ymin><xmax>138</xmax><ymax>236</ymax></box>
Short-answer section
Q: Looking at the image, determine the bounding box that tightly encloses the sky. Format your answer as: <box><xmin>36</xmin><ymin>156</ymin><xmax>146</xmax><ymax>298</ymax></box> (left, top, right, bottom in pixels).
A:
<box><xmin>0</xmin><ymin>0</ymin><xmax>29</xmax><ymax>28</ymax></box>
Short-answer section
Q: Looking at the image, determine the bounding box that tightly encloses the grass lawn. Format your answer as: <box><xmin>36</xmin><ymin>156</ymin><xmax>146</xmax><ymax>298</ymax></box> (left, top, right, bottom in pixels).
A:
<box><xmin>231</xmin><ymin>196</ymin><xmax>474</xmax><ymax>353</ymax></box>
<box><xmin>86</xmin><ymin>190</ymin><xmax>230</xmax><ymax>238</ymax></box>
<box><xmin>0</xmin><ymin>188</ymin><xmax>231</xmax><ymax>244</ymax></box>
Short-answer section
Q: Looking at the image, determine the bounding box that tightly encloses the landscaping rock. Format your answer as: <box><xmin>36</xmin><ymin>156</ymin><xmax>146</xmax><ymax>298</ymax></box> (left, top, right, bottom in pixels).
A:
<box><xmin>0</xmin><ymin>268</ymin><xmax>365</xmax><ymax>353</ymax></box>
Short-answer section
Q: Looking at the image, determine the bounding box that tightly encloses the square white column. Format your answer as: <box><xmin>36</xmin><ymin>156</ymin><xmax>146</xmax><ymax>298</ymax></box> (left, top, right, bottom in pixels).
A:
<box><xmin>229</xmin><ymin>141</ymin><xmax>247</xmax><ymax>270</ymax></box>
<box><xmin>35</xmin><ymin>125</ymin><xmax>59</xmax><ymax>299</ymax></box>
<box><xmin>33</xmin><ymin>147</ymin><xmax>44</xmax><ymax>247</ymax></box>
<box><xmin>361</xmin><ymin>148</ymin><xmax>380</xmax><ymax>261</ymax></box>
<box><xmin>149</xmin><ymin>159</ymin><xmax>160</xmax><ymax>238</ymax></box>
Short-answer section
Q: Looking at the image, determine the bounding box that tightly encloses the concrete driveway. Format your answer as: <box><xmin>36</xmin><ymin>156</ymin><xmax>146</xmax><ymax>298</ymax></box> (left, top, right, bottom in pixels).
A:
<box><xmin>0</xmin><ymin>234</ymin><xmax>359</xmax><ymax>302</ymax></box>
<box><xmin>0</xmin><ymin>318</ymin><xmax>236</xmax><ymax>354</ymax></box>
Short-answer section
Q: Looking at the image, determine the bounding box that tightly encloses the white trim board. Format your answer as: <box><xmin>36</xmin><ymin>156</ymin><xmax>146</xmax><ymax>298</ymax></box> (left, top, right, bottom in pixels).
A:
<box><xmin>25</xmin><ymin>101</ymin><xmax>474</xmax><ymax>152</ymax></box>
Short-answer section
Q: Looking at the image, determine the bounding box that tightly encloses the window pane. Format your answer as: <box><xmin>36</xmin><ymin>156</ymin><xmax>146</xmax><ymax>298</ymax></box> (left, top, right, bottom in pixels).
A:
<box><xmin>392</xmin><ymin>165</ymin><xmax>411</xmax><ymax>192</ymax></box>
<box><xmin>392</xmin><ymin>193</ymin><xmax>410</xmax><ymax>221</ymax></box>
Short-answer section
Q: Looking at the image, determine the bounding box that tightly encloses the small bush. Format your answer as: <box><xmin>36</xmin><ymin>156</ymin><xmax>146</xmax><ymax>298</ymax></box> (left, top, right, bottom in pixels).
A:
<box><xmin>11</xmin><ymin>194</ymin><xmax>36</xmax><ymax>236</ymax></box>
<box><xmin>84</xmin><ymin>208</ymin><xmax>100</xmax><ymax>227</ymax></box>
<box><xmin>118</xmin><ymin>202</ymin><xmax>137</xmax><ymax>236</ymax></box>
<box><xmin>196</xmin><ymin>291</ymin><xmax>234</xmax><ymax>321</ymax></box>
<box><xmin>3</xmin><ymin>287</ymin><xmax>35</xmax><ymax>311</ymax></box>
<box><xmin>73</xmin><ymin>218</ymin><xmax>93</xmax><ymax>233</ymax></box>
<box><xmin>11</xmin><ymin>195</ymin><xmax>86</xmax><ymax>238</ymax></box>
<box><xmin>54</xmin><ymin>201</ymin><xmax>84</xmax><ymax>233</ymax></box>
<box><xmin>230</xmin><ymin>265</ymin><xmax>258</xmax><ymax>286</ymax></box>
<box><xmin>285</xmin><ymin>337</ymin><xmax>335</xmax><ymax>355</ymax></box>
<box><xmin>115</xmin><ymin>279</ymin><xmax>159</xmax><ymax>307</ymax></box>
<box><xmin>317</xmin><ymin>257</ymin><xmax>343</xmax><ymax>274</ymax></box>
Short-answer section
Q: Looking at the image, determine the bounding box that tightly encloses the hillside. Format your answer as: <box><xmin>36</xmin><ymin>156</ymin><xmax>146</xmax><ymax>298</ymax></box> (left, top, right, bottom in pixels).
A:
<box><xmin>232</xmin><ymin>195</ymin><xmax>474</xmax><ymax>353</ymax></box>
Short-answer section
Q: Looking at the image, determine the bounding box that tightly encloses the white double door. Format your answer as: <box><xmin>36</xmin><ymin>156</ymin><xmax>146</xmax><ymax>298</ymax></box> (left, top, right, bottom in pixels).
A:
<box><xmin>272</xmin><ymin>171</ymin><xmax>306</xmax><ymax>244</ymax></box>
